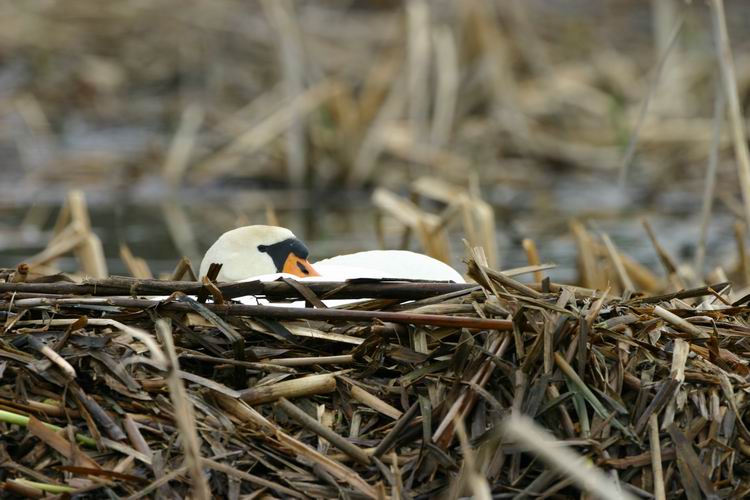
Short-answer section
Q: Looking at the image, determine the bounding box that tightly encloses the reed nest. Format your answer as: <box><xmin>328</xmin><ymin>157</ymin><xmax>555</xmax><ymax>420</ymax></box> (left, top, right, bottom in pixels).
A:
<box><xmin>0</xmin><ymin>254</ymin><xmax>749</xmax><ymax>499</ymax></box>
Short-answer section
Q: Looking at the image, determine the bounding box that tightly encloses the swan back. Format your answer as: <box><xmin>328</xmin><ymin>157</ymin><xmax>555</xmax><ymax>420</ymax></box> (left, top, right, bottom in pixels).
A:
<box><xmin>314</xmin><ymin>250</ymin><xmax>465</xmax><ymax>283</ymax></box>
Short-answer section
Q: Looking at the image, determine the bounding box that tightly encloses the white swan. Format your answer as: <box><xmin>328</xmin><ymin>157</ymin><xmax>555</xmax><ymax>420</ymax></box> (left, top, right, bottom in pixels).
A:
<box><xmin>199</xmin><ymin>225</ymin><xmax>465</xmax><ymax>284</ymax></box>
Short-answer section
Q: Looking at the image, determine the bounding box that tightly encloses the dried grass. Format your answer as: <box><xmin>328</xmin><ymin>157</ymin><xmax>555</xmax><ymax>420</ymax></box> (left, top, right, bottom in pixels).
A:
<box><xmin>4</xmin><ymin>1</ymin><xmax>750</xmax><ymax>498</ymax></box>
<box><xmin>4</xmin><ymin>217</ymin><xmax>750</xmax><ymax>496</ymax></box>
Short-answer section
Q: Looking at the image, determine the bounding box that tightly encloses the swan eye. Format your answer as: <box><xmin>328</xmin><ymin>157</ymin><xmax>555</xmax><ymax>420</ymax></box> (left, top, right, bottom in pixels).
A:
<box><xmin>257</xmin><ymin>244</ymin><xmax>268</xmax><ymax>252</ymax></box>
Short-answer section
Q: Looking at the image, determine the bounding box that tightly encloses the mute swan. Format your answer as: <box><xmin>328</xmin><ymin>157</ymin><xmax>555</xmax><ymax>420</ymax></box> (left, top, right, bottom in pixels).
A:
<box><xmin>199</xmin><ymin>225</ymin><xmax>465</xmax><ymax>284</ymax></box>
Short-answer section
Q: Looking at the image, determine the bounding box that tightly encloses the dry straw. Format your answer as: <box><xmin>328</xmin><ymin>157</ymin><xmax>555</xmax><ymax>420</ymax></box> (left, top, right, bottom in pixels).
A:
<box><xmin>3</xmin><ymin>229</ymin><xmax>750</xmax><ymax>496</ymax></box>
<box><xmin>5</xmin><ymin>1</ymin><xmax>750</xmax><ymax>497</ymax></box>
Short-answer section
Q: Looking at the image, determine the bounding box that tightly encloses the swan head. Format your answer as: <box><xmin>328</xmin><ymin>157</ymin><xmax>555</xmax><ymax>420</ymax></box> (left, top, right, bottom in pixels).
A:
<box><xmin>199</xmin><ymin>225</ymin><xmax>319</xmax><ymax>282</ymax></box>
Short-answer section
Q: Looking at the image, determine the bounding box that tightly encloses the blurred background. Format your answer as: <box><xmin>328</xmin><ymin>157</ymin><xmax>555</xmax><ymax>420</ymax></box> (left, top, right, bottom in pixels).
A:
<box><xmin>1</xmin><ymin>0</ymin><xmax>750</xmax><ymax>287</ymax></box>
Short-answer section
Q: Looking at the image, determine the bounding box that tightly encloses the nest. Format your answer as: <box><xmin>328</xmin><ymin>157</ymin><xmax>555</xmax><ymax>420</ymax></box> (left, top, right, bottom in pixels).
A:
<box><xmin>0</xmin><ymin>255</ymin><xmax>749</xmax><ymax>499</ymax></box>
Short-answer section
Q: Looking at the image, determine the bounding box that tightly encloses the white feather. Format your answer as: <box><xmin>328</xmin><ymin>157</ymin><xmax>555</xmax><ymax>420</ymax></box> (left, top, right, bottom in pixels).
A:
<box><xmin>200</xmin><ymin>226</ymin><xmax>466</xmax><ymax>306</ymax></box>
<box><xmin>314</xmin><ymin>250</ymin><xmax>465</xmax><ymax>283</ymax></box>
<box><xmin>199</xmin><ymin>225</ymin><xmax>294</xmax><ymax>281</ymax></box>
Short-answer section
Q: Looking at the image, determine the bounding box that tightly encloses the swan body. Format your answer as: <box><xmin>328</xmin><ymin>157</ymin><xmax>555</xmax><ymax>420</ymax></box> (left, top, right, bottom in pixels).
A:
<box><xmin>199</xmin><ymin>225</ymin><xmax>465</xmax><ymax>305</ymax></box>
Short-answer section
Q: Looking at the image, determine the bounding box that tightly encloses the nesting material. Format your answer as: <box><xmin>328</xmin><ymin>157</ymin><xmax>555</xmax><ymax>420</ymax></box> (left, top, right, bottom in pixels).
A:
<box><xmin>1</xmin><ymin>255</ymin><xmax>750</xmax><ymax>498</ymax></box>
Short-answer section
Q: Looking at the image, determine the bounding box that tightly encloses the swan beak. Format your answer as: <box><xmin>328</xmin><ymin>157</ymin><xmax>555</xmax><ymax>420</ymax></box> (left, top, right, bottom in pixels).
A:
<box><xmin>283</xmin><ymin>253</ymin><xmax>320</xmax><ymax>277</ymax></box>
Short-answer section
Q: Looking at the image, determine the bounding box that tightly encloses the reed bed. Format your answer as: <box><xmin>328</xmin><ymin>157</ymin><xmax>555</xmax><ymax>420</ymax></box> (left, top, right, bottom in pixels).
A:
<box><xmin>2</xmin><ymin>236</ymin><xmax>750</xmax><ymax>498</ymax></box>
<box><xmin>2</xmin><ymin>0</ymin><xmax>749</xmax><ymax>195</ymax></box>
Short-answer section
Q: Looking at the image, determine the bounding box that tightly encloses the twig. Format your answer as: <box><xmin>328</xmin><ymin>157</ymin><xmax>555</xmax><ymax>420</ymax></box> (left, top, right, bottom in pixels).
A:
<box><xmin>0</xmin><ymin>278</ymin><xmax>476</xmax><ymax>301</ymax></box>
<box><xmin>276</xmin><ymin>397</ymin><xmax>371</xmax><ymax>465</ymax></box>
<box><xmin>3</xmin><ymin>296</ymin><xmax>513</xmax><ymax>331</ymax></box>
<box><xmin>372</xmin><ymin>401</ymin><xmax>420</xmax><ymax>458</ymax></box>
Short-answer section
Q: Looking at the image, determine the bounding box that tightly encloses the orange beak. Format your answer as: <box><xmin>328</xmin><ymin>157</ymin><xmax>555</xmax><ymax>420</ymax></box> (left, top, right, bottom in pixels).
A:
<box><xmin>282</xmin><ymin>253</ymin><xmax>320</xmax><ymax>278</ymax></box>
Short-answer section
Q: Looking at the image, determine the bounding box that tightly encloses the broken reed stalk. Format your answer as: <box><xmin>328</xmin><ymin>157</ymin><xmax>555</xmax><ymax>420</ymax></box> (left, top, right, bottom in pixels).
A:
<box><xmin>261</xmin><ymin>354</ymin><xmax>354</xmax><ymax>367</ymax></box>
<box><xmin>25</xmin><ymin>191</ymin><xmax>108</xmax><ymax>279</ymax></box>
<box><xmin>26</xmin><ymin>416</ymin><xmax>99</xmax><ymax>470</ymax></box>
<box><xmin>156</xmin><ymin>319</ymin><xmax>211</xmax><ymax>499</ymax></box>
<box><xmin>735</xmin><ymin>222</ymin><xmax>750</xmax><ymax>286</ymax></box>
<box><xmin>652</xmin><ymin>305</ymin><xmax>709</xmax><ymax>338</ymax></box>
<box><xmin>201</xmin><ymin>458</ymin><xmax>304</xmax><ymax>498</ymax></box>
<box><xmin>433</xmin><ymin>332</ymin><xmax>511</xmax><ymax>448</ymax></box>
<box><xmin>7</xmin><ymin>479</ymin><xmax>75</xmax><ymax>495</ymax></box>
<box><xmin>0</xmin><ymin>410</ymin><xmax>95</xmax><ymax>447</ymax></box>
<box><xmin>709</xmin><ymin>0</ymin><xmax>750</xmax><ymax>235</ymax></box>
<box><xmin>618</xmin><ymin>17</ymin><xmax>684</xmax><ymax>184</ymax></box>
<box><xmin>430</xmin><ymin>26</ymin><xmax>458</xmax><ymax>148</ymax></box>
<box><xmin>274</xmin><ymin>431</ymin><xmax>379</xmax><ymax>498</ymax></box>
<box><xmin>0</xmin><ymin>278</ymin><xmax>477</xmax><ymax>301</ymax></box>
<box><xmin>454</xmin><ymin>414</ymin><xmax>493</xmax><ymax>499</ymax></box>
<box><xmin>695</xmin><ymin>79</ymin><xmax>725</xmax><ymax>276</ymax></box>
<box><xmin>626</xmin><ymin>281</ymin><xmax>729</xmax><ymax>304</ymax></box>
<box><xmin>348</xmin><ymin>384</ymin><xmax>403</xmax><ymax>420</ymax></box>
<box><xmin>171</xmin><ymin>256</ymin><xmax>197</xmax><ymax>281</ymax></box>
<box><xmin>649</xmin><ymin>414</ymin><xmax>667</xmax><ymax>500</ymax></box>
<box><xmin>600</xmin><ymin>233</ymin><xmax>633</xmax><ymax>293</ymax></box>
<box><xmin>238</xmin><ymin>374</ymin><xmax>336</xmax><ymax>405</ymax></box>
<box><xmin>119</xmin><ymin>244</ymin><xmax>153</xmax><ymax>279</ymax></box>
<box><xmin>642</xmin><ymin>219</ymin><xmax>683</xmax><ymax>288</ymax></box>
<box><xmin>162</xmin><ymin>104</ymin><xmax>203</xmax><ymax>187</ymax></box>
<box><xmin>276</xmin><ymin>397</ymin><xmax>371</xmax><ymax>465</ymax></box>
<box><xmin>26</xmin><ymin>336</ymin><xmax>76</xmax><ymax>380</ymax></box>
<box><xmin>503</xmin><ymin>416</ymin><xmax>637</xmax><ymax>500</ymax></box>
<box><xmin>522</xmin><ymin>238</ymin><xmax>543</xmax><ymax>283</ymax></box>
<box><xmin>371</xmin><ymin>401</ymin><xmax>420</xmax><ymax>458</ymax></box>
<box><xmin>2</xmin><ymin>296</ymin><xmax>513</xmax><ymax>331</ymax></box>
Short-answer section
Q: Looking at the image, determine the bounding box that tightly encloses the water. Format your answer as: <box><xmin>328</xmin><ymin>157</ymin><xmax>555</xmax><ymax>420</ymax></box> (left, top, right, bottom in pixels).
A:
<box><xmin>0</xmin><ymin>0</ymin><xmax>745</xmax><ymax>286</ymax></box>
<box><xmin>0</xmin><ymin>172</ymin><xmax>739</xmax><ymax>285</ymax></box>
